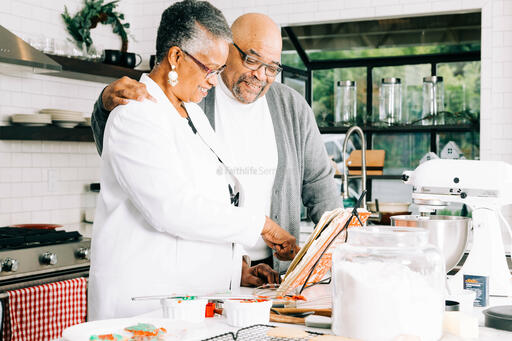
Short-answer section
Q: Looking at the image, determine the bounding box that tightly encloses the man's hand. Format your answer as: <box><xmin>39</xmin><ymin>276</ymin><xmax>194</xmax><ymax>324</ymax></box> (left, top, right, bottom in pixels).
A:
<box><xmin>101</xmin><ymin>76</ymin><xmax>157</xmax><ymax>112</ymax></box>
<box><xmin>241</xmin><ymin>260</ymin><xmax>280</xmax><ymax>287</ymax></box>
<box><xmin>261</xmin><ymin>217</ymin><xmax>300</xmax><ymax>261</ymax></box>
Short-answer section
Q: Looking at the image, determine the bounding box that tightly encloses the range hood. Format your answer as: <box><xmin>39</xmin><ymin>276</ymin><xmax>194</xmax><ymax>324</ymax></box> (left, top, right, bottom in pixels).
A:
<box><xmin>0</xmin><ymin>25</ymin><xmax>61</xmax><ymax>72</ymax></box>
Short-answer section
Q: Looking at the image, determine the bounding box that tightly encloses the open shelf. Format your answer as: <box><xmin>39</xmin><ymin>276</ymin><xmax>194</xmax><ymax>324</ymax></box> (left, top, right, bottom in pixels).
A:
<box><xmin>0</xmin><ymin>125</ymin><xmax>94</xmax><ymax>142</ymax></box>
<box><xmin>44</xmin><ymin>54</ymin><xmax>149</xmax><ymax>83</ymax></box>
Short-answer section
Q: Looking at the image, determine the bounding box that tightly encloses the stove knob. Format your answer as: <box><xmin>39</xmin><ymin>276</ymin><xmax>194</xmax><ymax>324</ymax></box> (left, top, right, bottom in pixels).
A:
<box><xmin>2</xmin><ymin>258</ymin><xmax>19</xmax><ymax>272</ymax></box>
<box><xmin>75</xmin><ymin>247</ymin><xmax>90</xmax><ymax>260</ymax></box>
<box><xmin>40</xmin><ymin>252</ymin><xmax>58</xmax><ymax>265</ymax></box>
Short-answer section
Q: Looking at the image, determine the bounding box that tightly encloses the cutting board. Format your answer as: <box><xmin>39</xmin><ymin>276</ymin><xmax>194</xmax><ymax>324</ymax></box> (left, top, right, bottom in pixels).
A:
<box><xmin>347</xmin><ymin>150</ymin><xmax>385</xmax><ymax>175</ymax></box>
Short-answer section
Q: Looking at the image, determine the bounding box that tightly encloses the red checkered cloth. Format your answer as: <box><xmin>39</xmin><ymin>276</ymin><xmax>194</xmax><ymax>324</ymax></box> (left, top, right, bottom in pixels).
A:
<box><xmin>2</xmin><ymin>277</ymin><xmax>87</xmax><ymax>341</ymax></box>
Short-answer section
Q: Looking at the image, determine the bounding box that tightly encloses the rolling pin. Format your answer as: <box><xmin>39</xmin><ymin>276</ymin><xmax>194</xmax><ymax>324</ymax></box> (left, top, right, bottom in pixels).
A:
<box><xmin>272</xmin><ymin>308</ymin><xmax>332</xmax><ymax>317</ymax></box>
<box><xmin>270</xmin><ymin>313</ymin><xmax>305</xmax><ymax>325</ymax></box>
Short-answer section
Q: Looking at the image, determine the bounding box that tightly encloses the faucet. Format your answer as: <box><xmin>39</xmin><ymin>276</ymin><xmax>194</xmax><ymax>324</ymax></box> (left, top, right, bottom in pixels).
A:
<box><xmin>342</xmin><ymin>126</ymin><xmax>367</xmax><ymax>209</ymax></box>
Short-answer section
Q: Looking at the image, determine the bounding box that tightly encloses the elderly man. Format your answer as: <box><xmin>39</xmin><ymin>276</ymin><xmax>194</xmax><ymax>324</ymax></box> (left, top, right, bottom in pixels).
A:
<box><xmin>91</xmin><ymin>13</ymin><xmax>341</xmax><ymax>276</ymax></box>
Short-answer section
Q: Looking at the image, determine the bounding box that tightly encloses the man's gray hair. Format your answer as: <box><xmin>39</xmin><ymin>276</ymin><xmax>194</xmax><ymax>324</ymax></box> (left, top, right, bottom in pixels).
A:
<box><xmin>155</xmin><ymin>0</ymin><xmax>232</xmax><ymax>63</ymax></box>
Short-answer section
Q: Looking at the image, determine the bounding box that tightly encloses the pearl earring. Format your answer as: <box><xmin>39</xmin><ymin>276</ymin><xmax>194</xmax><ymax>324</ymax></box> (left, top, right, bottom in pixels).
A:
<box><xmin>168</xmin><ymin>65</ymin><xmax>178</xmax><ymax>86</ymax></box>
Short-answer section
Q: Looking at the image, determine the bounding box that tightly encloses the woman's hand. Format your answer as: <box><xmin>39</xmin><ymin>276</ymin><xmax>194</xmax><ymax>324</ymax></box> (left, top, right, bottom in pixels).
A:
<box><xmin>241</xmin><ymin>261</ymin><xmax>280</xmax><ymax>287</ymax></box>
<box><xmin>102</xmin><ymin>76</ymin><xmax>157</xmax><ymax>112</ymax></box>
<box><xmin>261</xmin><ymin>217</ymin><xmax>300</xmax><ymax>261</ymax></box>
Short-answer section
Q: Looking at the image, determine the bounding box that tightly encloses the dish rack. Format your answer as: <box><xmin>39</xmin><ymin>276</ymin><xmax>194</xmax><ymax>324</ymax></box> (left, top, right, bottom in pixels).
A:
<box><xmin>201</xmin><ymin>324</ymin><xmax>324</xmax><ymax>341</ymax></box>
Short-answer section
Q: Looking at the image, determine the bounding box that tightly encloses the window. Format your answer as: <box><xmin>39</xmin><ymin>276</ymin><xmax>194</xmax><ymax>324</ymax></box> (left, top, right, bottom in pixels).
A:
<box><xmin>437</xmin><ymin>61</ymin><xmax>481</xmax><ymax>124</ymax></box>
<box><xmin>281</xmin><ymin>12</ymin><xmax>481</xmax><ymax>200</ymax></box>
<box><xmin>372</xmin><ymin>133</ymin><xmax>430</xmax><ymax>175</ymax></box>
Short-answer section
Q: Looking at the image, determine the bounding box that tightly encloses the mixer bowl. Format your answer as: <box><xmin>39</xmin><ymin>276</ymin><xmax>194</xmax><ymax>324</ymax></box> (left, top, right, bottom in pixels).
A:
<box><xmin>390</xmin><ymin>215</ymin><xmax>471</xmax><ymax>272</ymax></box>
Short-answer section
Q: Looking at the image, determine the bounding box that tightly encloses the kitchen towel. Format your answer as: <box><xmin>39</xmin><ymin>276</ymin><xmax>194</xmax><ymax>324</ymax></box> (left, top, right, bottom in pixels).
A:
<box><xmin>2</xmin><ymin>277</ymin><xmax>87</xmax><ymax>341</ymax></box>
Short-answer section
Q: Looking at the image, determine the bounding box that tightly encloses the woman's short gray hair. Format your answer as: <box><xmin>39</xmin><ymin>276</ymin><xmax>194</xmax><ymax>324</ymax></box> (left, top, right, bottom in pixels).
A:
<box><xmin>155</xmin><ymin>0</ymin><xmax>232</xmax><ymax>63</ymax></box>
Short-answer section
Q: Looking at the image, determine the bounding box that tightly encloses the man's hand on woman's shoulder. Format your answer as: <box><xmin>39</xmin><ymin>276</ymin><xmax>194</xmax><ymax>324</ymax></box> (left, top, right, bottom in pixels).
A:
<box><xmin>102</xmin><ymin>76</ymin><xmax>157</xmax><ymax>112</ymax></box>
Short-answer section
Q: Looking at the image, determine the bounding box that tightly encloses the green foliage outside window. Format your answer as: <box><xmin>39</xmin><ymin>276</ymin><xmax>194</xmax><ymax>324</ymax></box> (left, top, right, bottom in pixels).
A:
<box><xmin>281</xmin><ymin>44</ymin><xmax>481</xmax><ymax>171</ymax></box>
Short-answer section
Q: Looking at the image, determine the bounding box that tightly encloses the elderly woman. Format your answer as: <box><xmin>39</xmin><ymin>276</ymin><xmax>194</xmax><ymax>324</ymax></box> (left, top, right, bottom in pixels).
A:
<box><xmin>88</xmin><ymin>0</ymin><xmax>297</xmax><ymax>320</ymax></box>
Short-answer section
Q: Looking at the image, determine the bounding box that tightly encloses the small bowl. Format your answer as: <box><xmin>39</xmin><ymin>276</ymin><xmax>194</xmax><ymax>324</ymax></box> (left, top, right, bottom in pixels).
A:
<box><xmin>160</xmin><ymin>298</ymin><xmax>207</xmax><ymax>323</ymax></box>
<box><xmin>224</xmin><ymin>299</ymin><xmax>272</xmax><ymax>327</ymax></box>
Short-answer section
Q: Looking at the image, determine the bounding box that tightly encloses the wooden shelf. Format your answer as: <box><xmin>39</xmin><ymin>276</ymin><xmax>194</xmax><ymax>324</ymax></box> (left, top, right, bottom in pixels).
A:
<box><xmin>44</xmin><ymin>54</ymin><xmax>149</xmax><ymax>83</ymax></box>
<box><xmin>0</xmin><ymin>125</ymin><xmax>94</xmax><ymax>142</ymax></box>
<box><xmin>320</xmin><ymin>124</ymin><xmax>478</xmax><ymax>134</ymax></box>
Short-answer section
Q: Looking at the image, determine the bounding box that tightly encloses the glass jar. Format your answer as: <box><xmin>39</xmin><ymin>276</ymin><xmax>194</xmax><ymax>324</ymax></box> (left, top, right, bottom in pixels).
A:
<box><xmin>332</xmin><ymin>227</ymin><xmax>445</xmax><ymax>341</ymax></box>
<box><xmin>378</xmin><ymin>78</ymin><xmax>402</xmax><ymax>126</ymax></box>
<box><xmin>422</xmin><ymin>76</ymin><xmax>445</xmax><ymax>125</ymax></box>
<box><xmin>334</xmin><ymin>81</ymin><xmax>357</xmax><ymax>126</ymax></box>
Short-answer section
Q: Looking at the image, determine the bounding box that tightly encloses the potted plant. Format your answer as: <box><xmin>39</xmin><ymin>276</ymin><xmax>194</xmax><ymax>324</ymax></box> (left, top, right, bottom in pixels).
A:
<box><xmin>62</xmin><ymin>0</ymin><xmax>131</xmax><ymax>55</ymax></box>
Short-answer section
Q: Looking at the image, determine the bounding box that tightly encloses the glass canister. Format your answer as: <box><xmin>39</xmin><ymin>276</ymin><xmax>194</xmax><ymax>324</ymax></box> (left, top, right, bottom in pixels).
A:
<box><xmin>331</xmin><ymin>227</ymin><xmax>445</xmax><ymax>341</ymax></box>
<box><xmin>334</xmin><ymin>80</ymin><xmax>357</xmax><ymax>126</ymax></box>
<box><xmin>422</xmin><ymin>76</ymin><xmax>445</xmax><ymax>125</ymax></box>
<box><xmin>378</xmin><ymin>78</ymin><xmax>403</xmax><ymax>126</ymax></box>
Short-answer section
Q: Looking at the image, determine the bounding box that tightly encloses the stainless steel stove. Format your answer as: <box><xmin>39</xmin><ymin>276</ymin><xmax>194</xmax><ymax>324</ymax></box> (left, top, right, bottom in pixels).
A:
<box><xmin>0</xmin><ymin>227</ymin><xmax>90</xmax><ymax>291</ymax></box>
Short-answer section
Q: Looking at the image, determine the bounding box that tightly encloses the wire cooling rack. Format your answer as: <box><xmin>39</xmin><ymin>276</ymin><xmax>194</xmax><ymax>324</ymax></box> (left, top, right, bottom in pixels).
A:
<box><xmin>202</xmin><ymin>324</ymin><xmax>324</xmax><ymax>341</ymax></box>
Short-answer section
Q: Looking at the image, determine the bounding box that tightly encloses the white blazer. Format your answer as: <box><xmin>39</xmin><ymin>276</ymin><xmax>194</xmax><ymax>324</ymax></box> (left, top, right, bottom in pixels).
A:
<box><xmin>88</xmin><ymin>74</ymin><xmax>264</xmax><ymax>320</ymax></box>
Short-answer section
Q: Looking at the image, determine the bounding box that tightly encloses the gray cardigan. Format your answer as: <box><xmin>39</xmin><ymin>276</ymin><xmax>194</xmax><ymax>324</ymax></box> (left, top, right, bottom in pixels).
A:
<box><xmin>91</xmin><ymin>81</ymin><xmax>342</xmax><ymax>272</ymax></box>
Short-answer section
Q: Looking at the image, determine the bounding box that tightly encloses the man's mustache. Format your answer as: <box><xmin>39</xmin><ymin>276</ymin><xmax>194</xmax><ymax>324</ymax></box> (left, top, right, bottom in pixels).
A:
<box><xmin>240</xmin><ymin>75</ymin><xmax>266</xmax><ymax>88</ymax></box>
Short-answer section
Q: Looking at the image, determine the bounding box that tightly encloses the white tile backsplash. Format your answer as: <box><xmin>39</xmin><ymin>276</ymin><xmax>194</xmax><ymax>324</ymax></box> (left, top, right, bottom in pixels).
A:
<box><xmin>22</xmin><ymin>168</ymin><xmax>42</xmax><ymax>182</ymax></box>
<box><xmin>0</xmin><ymin>183</ymin><xmax>11</xmax><ymax>198</ymax></box>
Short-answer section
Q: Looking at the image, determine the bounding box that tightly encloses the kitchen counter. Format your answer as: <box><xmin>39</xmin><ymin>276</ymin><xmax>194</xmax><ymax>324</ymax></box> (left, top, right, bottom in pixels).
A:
<box><xmin>130</xmin><ymin>287</ymin><xmax>511</xmax><ymax>341</ymax></box>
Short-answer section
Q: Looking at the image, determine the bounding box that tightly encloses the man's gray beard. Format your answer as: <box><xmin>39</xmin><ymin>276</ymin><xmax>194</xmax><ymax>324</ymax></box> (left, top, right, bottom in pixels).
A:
<box><xmin>232</xmin><ymin>75</ymin><xmax>267</xmax><ymax>104</ymax></box>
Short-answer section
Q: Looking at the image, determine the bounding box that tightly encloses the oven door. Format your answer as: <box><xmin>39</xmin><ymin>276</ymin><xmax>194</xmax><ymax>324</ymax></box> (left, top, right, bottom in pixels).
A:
<box><xmin>0</xmin><ymin>266</ymin><xmax>89</xmax><ymax>338</ymax></box>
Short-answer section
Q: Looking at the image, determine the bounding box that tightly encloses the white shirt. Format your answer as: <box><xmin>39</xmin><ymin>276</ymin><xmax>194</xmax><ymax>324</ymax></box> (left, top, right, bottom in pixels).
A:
<box><xmin>88</xmin><ymin>74</ymin><xmax>265</xmax><ymax>320</ymax></box>
<box><xmin>214</xmin><ymin>78</ymin><xmax>278</xmax><ymax>261</ymax></box>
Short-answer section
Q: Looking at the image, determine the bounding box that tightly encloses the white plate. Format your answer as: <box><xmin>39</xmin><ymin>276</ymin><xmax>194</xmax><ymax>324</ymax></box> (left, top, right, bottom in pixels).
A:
<box><xmin>11</xmin><ymin>113</ymin><xmax>52</xmax><ymax>125</ymax></box>
<box><xmin>40</xmin><ymin>108</ymin><xmax>83</xmax><ymax>115</ymax></box>
<box><xmin>54</xmin><ymin>121</ymin><xmax>80</xmax><ymax>128</ymax></box>
<box><xmin>62</xmin><ymin>317</ymin><xmax>192</xmax><ymax>341</ymax></box>
<box><xmin>52</xmin><ymin>114</ymin><xmax>84</xmax><ymax>121</ymax></box>
<box><xmin>53</xmin><ymin>117</ymin><xmax>84</xmax><ymax>122</ymax></box>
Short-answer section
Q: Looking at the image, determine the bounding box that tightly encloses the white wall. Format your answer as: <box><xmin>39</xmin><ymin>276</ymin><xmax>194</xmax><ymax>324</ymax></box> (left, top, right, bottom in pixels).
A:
<box><xmin>0</xmin><ymin>0</ymin><xmax>138</xmax><ymax>226</ymax></box>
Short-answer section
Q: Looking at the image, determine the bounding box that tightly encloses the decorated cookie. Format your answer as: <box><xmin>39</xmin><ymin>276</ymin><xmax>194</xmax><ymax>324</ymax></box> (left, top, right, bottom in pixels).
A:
<box><xmin>124</xmin><ymin>323</ymin><xmax>167</xmax><ymax>340</ymax></box>
<box><xmin>89</xmin><ymin>334</ymin><xmax>125</xmax><ymax>341</ymax></box>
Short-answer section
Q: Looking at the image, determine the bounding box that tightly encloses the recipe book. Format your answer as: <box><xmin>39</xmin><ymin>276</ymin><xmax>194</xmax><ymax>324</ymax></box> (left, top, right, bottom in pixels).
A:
<box><xmin>277</xmin><ymin>208</ymin><xmax>370</xmax><ymax>296</ymax></box>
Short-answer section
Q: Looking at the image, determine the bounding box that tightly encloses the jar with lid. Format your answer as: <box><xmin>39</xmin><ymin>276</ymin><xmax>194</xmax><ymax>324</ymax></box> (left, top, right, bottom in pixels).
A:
<box><xmin>334</xmin><ymin>80</ymin><xmax>357</xmax><ymax>126</ymax></box>
<box><xmin>378</xmin><ymin>78</ymin><xmax>403</xmax><ymax>126</ymax></box>
<box><xmin>422</xmin><ymin>76</ymin><xmax>445</xmax><ymax>125</ymax></box>
<box><xmin>331</xmin><ymin>226</ymin><xmax>445</xmax><ymax>341</ymax></box>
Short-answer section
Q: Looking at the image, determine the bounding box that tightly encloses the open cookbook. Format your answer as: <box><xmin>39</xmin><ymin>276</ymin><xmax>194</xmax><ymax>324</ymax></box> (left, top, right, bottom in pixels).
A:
<box><xmin>277</xmin><ymin>207</ymin><xmax>370</xmax><ymax>295</ymax></box>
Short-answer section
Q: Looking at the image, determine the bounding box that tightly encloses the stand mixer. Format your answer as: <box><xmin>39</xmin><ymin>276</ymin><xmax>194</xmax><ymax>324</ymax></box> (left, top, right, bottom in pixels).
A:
<box><xmin>402</xmin><ymin>159</ymin><xmax>512</xmax><ymax>296</ymax></box>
